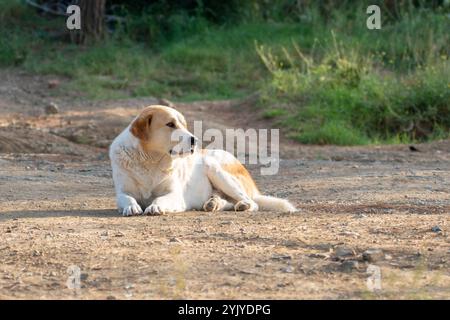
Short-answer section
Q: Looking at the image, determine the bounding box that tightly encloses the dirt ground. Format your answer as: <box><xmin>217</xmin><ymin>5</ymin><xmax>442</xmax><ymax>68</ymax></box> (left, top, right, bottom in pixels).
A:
<box><xmin>0</xmin><ymin>70</ymin><xmax>448</xmax><ymax>299</ymax></box>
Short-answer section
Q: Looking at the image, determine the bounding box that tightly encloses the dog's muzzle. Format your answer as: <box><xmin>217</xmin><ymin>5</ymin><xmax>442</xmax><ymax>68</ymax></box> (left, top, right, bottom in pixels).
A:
<box><xmin>170</xmin><ymin>133</ymin><xmax>198</xmax><ymax>156</ymax></box>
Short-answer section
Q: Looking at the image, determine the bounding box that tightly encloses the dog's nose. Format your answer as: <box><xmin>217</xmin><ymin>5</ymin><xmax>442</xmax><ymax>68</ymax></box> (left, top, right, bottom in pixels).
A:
<box><xmin>190</xmin><ymin>136</ymin><xmax>197</xmax><ymax>146</ymax></box>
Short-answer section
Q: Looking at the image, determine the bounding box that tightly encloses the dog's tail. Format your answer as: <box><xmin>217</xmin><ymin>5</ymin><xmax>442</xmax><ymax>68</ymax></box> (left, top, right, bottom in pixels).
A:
<box><xmin>253</xmin><ymin>195</ymin><xmax>298</xmax><ymax>212</ymax></box>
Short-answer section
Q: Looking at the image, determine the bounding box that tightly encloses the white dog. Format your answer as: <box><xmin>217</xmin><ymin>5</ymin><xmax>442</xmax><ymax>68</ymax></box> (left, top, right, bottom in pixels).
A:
<box><xmin>109</xmin><ymin>105</ymin><xmax>296</xmax><ymax>216</ymax></box>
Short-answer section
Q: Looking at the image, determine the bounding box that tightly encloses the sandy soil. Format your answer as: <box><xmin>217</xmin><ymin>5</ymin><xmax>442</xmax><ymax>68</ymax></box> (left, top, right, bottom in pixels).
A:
<box><xmin>0</xmin><ymin>70</ymin><xmax>448</xmax><ymax>299</ymax></box>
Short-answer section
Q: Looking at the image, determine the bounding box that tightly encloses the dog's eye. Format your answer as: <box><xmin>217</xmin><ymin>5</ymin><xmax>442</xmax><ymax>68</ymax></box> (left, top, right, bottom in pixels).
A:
<box><xmin>166</xmin><ymin>122</ymin><xmax>176</xmax><ymax>128</ymax></box>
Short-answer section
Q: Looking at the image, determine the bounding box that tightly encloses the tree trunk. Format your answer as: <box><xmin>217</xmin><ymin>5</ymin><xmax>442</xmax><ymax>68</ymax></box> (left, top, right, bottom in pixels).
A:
<box><xmin>74</xmin><ymin>0</ymin><xmax>106</xmax><ymax>44</ymax></box>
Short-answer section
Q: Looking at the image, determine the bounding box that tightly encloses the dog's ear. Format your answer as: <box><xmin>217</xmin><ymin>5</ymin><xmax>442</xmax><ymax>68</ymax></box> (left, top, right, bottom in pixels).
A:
<box><xmin>130</xmin><ymin>111</ymin><xmax>152</xmax><ymax>140</ymax></box>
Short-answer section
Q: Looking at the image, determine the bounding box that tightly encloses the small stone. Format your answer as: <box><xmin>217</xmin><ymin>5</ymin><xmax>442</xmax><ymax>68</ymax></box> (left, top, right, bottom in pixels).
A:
<box><xmin>271</xmin><ymin>254</ymin><xmax>292</xmax><ymax>261</ymax></box>
<box><xmin>169</xmin><ymin>237</ymin><xmax>183</xmax><ymax>243</ymax></box>
<box><xmin>313</xmin><ymin>243</ymin><xmax>333</xmax><ymax>251</ymax></box>
<box><xmin>100</xmin><ymin>231</ymin><xmax>108</xmax><ymax>237</ymax></box>
<box><xmin>282</xmin><ymin>240</ymin><xmax>301</xmax><ymax>248</ymax></box>
<box><xmin>32</xmin><ymin>250</ymin><xmax>41</xmax><ymax>257</ymax></box>
<box><xmin>47</xmin><ymin>79</ymin><xmax>60</xmax><ymax>89</ymax></box>
<box><xmin>308</xmin><ymin>253</ymin><xmax>329</xmax><ymax>259</ymax></box>
<box><xmin>280</xmin><ymin>266</ymin><xmax>294</xmax><ymax>273</ymax></box>
<box><xmin>431</xmin><ymin>226</ymin><xmax>442</xmax><ymax>233</ymax></box>
<box><xmin>363</xmin><ymin>249</ymin><xmax>384</xmax><ymax>262</ymax></box>
<box><xmin>340</xmin><ymin>260</ymin><xmax>359</xmax><ymax>273</ymax></box>
<box><xmin>277</xmin><ymin>282</ymin><xmax>290</xmax><ymax>288</ymax></box>
<box><xmin>45</xmin><ymin>102</ymin><xmax>59</xmax><ymax>115</ymax></box>
<box><xmin>334</xmin><ymin>246</ymin><xmax>356</xmax><ymax>259</ymax></box>
<box><xmin>338</xmin><ymin>231</ymin><xmax>360</xmax><ymax>237</ymax></box>
<box><xmin>124</xmin><ymin>283</ymin><xmax>134</xmax><ymax>290</ymax></box>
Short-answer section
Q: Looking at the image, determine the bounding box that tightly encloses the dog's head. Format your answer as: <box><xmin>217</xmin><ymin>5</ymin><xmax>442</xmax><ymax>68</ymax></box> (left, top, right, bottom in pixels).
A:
<box><xmin>130</xmin><ymin>105</ymin><xmax>198</xmax><ymax>156</ymax></box>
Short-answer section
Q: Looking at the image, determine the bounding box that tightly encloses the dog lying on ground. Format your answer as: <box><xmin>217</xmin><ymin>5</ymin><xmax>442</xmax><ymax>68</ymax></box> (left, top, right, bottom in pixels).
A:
<box><xmin>109</xmin><ymin>105</ymin><xmax>296</xmax><ymax>216</ymax></box>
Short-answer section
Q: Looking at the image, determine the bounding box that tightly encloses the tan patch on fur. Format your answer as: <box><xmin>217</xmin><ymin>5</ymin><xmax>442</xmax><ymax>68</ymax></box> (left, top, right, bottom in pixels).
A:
<box><xmin>221</xmin><ymin>162</ymin><xmax>259</xmax><ymax>197</ymax></box>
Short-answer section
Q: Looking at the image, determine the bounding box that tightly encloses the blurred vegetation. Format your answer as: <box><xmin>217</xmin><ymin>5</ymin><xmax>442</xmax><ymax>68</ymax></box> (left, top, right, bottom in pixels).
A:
<box><xmin>0</xmin><ymin>0</ymin><xmax>448</xmax><ymax>144</ymax></box>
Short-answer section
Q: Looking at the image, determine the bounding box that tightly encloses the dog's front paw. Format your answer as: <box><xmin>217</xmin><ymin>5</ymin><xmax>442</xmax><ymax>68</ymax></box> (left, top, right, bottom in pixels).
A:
<box><xmin>203</xmin><ymin>196</ymin><xmax>221</xmax><ymax>212</ymax></box>
<box><xmin>234</xmin><ymin>199</ymin><xmax>258</xmax><ymax>212</ymax></box>
<box><xmin>144</xmin><ymin>204</ymin><xmax>164</xmax><ymax>216</ymax></box>
<box><xmin>121</xmin><ymin>204</ymin><xmax>143</xmax><ymax>217</ymax></box>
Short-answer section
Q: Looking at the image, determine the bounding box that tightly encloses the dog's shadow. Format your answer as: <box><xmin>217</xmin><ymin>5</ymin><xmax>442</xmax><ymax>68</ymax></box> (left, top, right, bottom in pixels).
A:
<box><xmin>0</xmin><ymin>209</ymin><xmax>119</xmax><ymax>221</ymax></box>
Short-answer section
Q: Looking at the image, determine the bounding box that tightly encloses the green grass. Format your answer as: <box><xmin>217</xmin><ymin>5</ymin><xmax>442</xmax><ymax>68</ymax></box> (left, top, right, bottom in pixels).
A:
<box><xmin>12</xmin><ymin>22</ymin><xmax>314</xmax><ymax>101</ymax></box>
<box><xmin>0</xmin><ymin>0</ymin><xmax>449</xmax><ymax>145</ymax></box>
<box><xmin>255</xmin><ymin>4</ymin><xmax>449</xmax><ymax>145</ymax></box>
<box><xmin>257</xmin><ymin>42</ymin><xmax>449</xmax><ymax>145</ymax></box>
<box><xmin>262</xmin><ymin>108</ymin><xmax>288</xmax><ymax>119</ymax></box>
